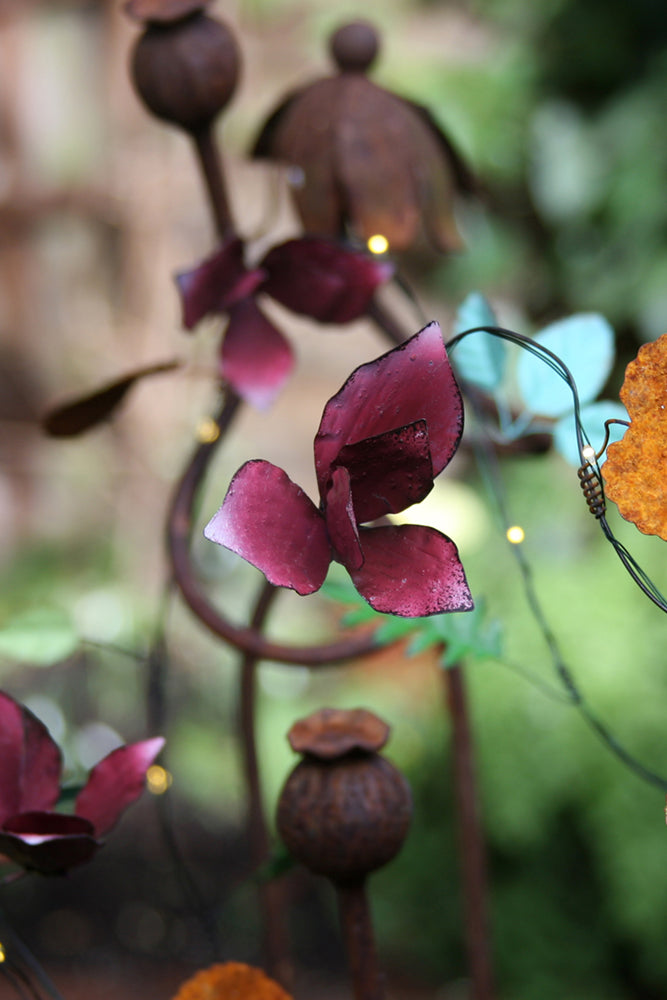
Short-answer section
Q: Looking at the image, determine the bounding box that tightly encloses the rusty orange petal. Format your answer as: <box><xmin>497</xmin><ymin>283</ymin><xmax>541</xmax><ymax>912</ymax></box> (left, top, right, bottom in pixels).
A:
<box><xmin>603</xmin><ymin>333</ymin><xmax>667</xmax><ymax>540</ymax></box>
<box><xmin>171</xmin><ymin>962</ymin><xmax>293</xmax><ymax>1000</ymax></box>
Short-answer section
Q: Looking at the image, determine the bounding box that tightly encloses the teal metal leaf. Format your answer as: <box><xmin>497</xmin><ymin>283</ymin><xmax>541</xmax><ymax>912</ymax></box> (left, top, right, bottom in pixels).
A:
<box><xmin>553</xmin><ymin>400</ymin><xmax>629</xmax><ymax>467</ymax></box>
<box><xmin>517</xmin><ymin>313</ymin><xmax>615</xmax><ymax>417</ymax></box>
<box><xmin>451</xmin><ymin>293</ymin><xmax>507</xmax><ymax>391</ymax></box>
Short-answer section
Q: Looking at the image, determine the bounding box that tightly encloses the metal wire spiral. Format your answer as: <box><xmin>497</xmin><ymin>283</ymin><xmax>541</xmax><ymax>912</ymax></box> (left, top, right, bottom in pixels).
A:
<box><xmin>578</xmin><ymin>461</ymin><xmax>606</xmax><ymax>518</ymax></box>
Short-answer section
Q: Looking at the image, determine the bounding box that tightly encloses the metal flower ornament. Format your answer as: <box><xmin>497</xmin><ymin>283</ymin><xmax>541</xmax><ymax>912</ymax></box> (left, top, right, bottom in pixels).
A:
<box><xmin>603</xmin><ymin>332</ymin><xmax>667</xmax><ymax>540</ymax></box>
<box><xmin>176</xmin><ymin>235</ymin><xmax>393</xmax><ymax>408</ymax></box>
<box><xmin>0</xmin><ymin>692</ymin><xmax>164</xmax><ymax>875</ymax></box>
<box><xmin>204</xmin><ymin>321</ymin><xmax>473</xmax><ymax>617</ymax></box>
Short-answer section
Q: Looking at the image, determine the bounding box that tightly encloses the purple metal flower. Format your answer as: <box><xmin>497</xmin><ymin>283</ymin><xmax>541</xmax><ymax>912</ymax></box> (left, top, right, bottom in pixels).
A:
<box><xmin>0</xmin><ymin>692</ymin><xmax>164</xmax><ymax>874</ymax></box>
<box><xmin>175</xmin><ymin>235</ymin><xmax>393</xmax><ymax>409</ymax></box>
<box><xmin>204</xmin><ymin>321</ymin><xmax>473</xmax><ymax>617</ymax></box>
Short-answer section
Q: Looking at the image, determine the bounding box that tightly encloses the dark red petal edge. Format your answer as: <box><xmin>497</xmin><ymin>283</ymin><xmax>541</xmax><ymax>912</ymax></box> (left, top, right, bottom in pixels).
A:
<box><xmin>350</xmin><ymin>523</ymin><xmax>474</xmax><ymax>617</ymax></box>
<box><xmin>315</xmin><ymin>322</ymin><xmax>463</xmax><ymax>497</ymax></box>
<box><xmin>0</xmin><ymin>692</ymin><xmax>62</xmax><ymax>824</ymax></box>
<box><xmin>75</xmin><ymin>737</ymin><xmax>165</xmax><ymax>836</ymax></box>
<box><xmin>220</xmin><ymin>300</ymin><xmax>294</xmax><ymax>409</ymax></box>
<box><xmin>204</xmin><ymin>460</ymin><xmax>332</xmax><ymax>595</ymax></box>
<box><xmin>261</xmin><ymin>237</ymin><xmax>393</xmax><ymax>324</ymax></box>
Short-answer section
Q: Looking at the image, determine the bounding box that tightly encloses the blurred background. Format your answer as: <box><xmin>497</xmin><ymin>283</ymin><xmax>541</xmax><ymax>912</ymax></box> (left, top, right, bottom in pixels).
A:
<box><xmin>1</xmin><ymin>0</ymin><xmax>667</xmax><ymax>998</ymax></box>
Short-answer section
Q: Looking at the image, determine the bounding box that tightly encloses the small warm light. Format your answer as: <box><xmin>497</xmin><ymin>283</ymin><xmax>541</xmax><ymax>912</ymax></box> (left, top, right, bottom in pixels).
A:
<box><xmin>196</xmin><ymin>417</ymin><xmax>220</xmax><ymax>444</ymax></box>
<box><xmin>582</xmin><ymin>444</ymin><xmax>596</xmax><ymax>463</ymax></box>
<box><xmin>506</xmin><ymin>525</ymin><xmax>525</xmax><ymax>544</ymax></box>
<box><xmin>367</xmin><ymin>234</ymin><xmax>389</xmax><ymax>255</ymax></box>
<box><xmin>146</xmin><ymin>765</ymin><xmax>172</xmax><ymax>795</ymax></box>
<box><xmin>0</xmin><ymin>942</ymin><xmax>5</xmax><ymax>962</ymax></box>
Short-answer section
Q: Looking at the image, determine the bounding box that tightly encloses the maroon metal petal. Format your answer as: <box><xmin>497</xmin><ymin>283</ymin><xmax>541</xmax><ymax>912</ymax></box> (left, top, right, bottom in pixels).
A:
<box><xmin>314</xmin><ymin>322</ymin><xmax>463</xmax><ymax>498</ymax></box>
<box><xmin>175</xmin><ymin>239</ymin><xmax>265</xmax><ymax>330</ymax></box>
<box><xmin>0</xmin><ymin>812</ymin><xmax>98</xmax><ymax>874</ymax></box>
<box><xmin>204</xmin><ymin>460</ymin><xmax>332</xmax><ymax>595</ymax></box>
<box><xmin>332</xmin><ymin>419</ymin><xmax>433</xmax><ymax>523</ymax></box>
<box><xmin>0</xmin><ymin>692</ymin><xmax>61</xmax><ymax>825</ymax></box>
<box><xmin>350</xmin><ymin>524</ymin><xmax>474</xmax><ymax>616</ymax></box>
<box><xmin>323</xmin><ymin>466</ymin><xmax>363</xmax><ymax>570</ymax></box>
<box><xmin>75</xmin><ymin>737</ymin><xmax>165</xmax><ymax>836</ymax></box>
<box><xmin>261</xmin><ymin>237</ymin><xmax>393</xmax><ymax>324</ymax></box>
<box><xmin>221</xmin><ymin>299</ymin><xmax>294</xmax><ymax>409</ymax></box>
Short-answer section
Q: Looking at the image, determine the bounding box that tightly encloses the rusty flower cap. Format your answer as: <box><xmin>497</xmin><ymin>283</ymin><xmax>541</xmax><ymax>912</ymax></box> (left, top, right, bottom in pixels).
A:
<box><xmin>171</xmin><ymin>962</ymin><xmax>292</xmax><ymax>1000</ymax></box>
<box><xmin>252</xmin><ymin>20</ymin><xmax>476</xmax><ymax>253</ymax></box>
<box><xmin>125</xmin><ymin>0</ymin><xmax>208</xmax><ymax>23</ymax></box>
<box><xmin>288</xmin><ymin>707</ymin><xmax>389</xmax><ymax>760</ymax></box>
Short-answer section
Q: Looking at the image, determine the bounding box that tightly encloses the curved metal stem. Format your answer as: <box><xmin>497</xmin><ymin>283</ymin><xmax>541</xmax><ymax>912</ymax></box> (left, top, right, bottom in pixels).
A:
<box><xmin>239</xmin><ymin>580</ymin><xmax>293</xmax><ymax>986</ymax></box>
<box><xmin>166</xmin><ymin>390</ymin><xmax>380</xmax><ymax>665</ymax></box>
<box><xmin>192</xmin><ymin>125</ymin><xmax>234</xmax><ymax>240</ymax></box>
<box><xmin>444</xmin><ymin>665</ymin><xmax>496</xmax><ymax>1000</ymax></box>
<box><xmin>336</xmin><ymin>879</ymin><xmax>385</xmax><ymax>1000</ymax></box>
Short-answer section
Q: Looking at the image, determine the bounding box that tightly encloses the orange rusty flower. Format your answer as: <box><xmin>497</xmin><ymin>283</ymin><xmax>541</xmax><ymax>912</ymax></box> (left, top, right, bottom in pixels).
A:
<box><xmin>604</xmin><ymin>332</ymin><xmax>667</xmax><ymax>540</ymax></box>
<box><xmin>171</xmin><ymin>962</ymin><xmax>292</xmax><ymax>1000</ymax></box>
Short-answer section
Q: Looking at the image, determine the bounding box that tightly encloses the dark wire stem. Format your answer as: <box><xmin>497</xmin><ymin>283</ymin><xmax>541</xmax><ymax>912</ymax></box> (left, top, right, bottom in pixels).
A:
<box><xmin>191</xmin><ymin>126</ymin><xmax>234</xmax><ymax>240</ymax></box>
<box><xmin>0</xmin><ymin>911</ymin><xmax>65</xmax><ymax>1000</ymax></box>
<box><xmin>336</xmin><ymin>879</ymin><xmax>385</xmax><ymax>1000</ymax></box>
<box><xmin>146</xmin><ymin>579</ymin><xmax>175</xmax><ymax>735</ymax></box>
<box><xmin>444</xmin><ymin>664</ymin><xmax>496</xmax><ymax>1000</ymax></box>
<box><xmin>366</xmin><ymin>296</ymin><xmax>409</xmax><ymax>347</ymax></box>
<box><xmin>239</xmin><ymin>580</ymin><xmax>293</xmax><ymax>987</ymax></box>
<box><xmin>1</xmin><ymin>964</ymin><xmax>33</xmax><ymax>1000</ymax></box>
<box><xmin>471</xmin><ymin>394</ymin><xmax>667</xmax><ymax>791</ymax></box>
<box><xmin>167</xmin><ymin>392</ymin><xmax>381</xmax><ymax>666</ymax></box>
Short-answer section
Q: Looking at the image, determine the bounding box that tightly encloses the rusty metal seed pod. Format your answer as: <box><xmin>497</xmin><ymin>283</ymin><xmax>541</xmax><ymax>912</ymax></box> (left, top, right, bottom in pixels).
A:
<box><xmin>277</xmin><ymin>708</ymin><xmax>412</xmax><ymax>883</ymax></box>
<box><xmin>130</xmin><ymin>11</ymin><xmax>240</xmax><ymax>133</ymax></box>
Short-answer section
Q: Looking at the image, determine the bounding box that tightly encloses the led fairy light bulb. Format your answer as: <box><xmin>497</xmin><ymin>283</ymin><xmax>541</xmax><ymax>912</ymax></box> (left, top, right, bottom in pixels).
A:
<box><xmin>506</xmin><ymin>525</ymin><xmax>525</xmax><ymax>544</ymax></box>
<box><xmin>367</xmin><ymin>234</ymin><xmax>389</xmax><ymax>254</ymax></box>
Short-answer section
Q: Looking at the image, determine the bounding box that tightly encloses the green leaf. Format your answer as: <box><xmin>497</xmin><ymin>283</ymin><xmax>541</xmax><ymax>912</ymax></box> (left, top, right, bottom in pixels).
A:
<box><xmin>517</xmin><ymin>313</ymin><xmax>615</xmax><ymax>417</ymax></box>
<box><xmin>452</xmin><ymin>293</ymin><xmax>507</xmax><ymax>391</ymax></box>
<box><xmin>431</xmin><ymin>603</ymin><xmax>503</xmax><ymax>667</ymax></box>
<box><xmin>0</xmin><ymin>608</ymin><xmax>79</xmax><ymax>666</ymax></box>
<box><xmin>322</xmin><ymin>574</ymin><xmax>501</xmax><ymax>665</ymax></box>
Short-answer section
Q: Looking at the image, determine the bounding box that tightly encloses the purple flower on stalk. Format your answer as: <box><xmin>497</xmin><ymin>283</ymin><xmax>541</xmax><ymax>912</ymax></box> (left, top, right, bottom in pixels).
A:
<box><xmin>204</xmin><ymin>321</ymin><xmax>473</xmax><ymax>617</ymax></box>
<box><xmin>175</xmin><ymin>235</ymin><xmax>393</xmax><ymax>409</ymax></box>
<box><xmin>0</xmin><ymin>692</ymin><xmax>164</xmax><ymax>875</ymax></box>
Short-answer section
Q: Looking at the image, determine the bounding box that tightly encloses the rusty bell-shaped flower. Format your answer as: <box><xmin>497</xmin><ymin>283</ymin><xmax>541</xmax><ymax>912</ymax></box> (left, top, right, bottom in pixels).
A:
<box><xmin>253</xmin><ymin>20</ymin><xmax>476</xmax><ymax>253</ymax></box>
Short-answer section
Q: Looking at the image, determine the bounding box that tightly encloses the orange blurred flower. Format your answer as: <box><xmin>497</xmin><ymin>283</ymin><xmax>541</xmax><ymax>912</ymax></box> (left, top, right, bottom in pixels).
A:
<box><xmin>171</xmin><ymin>963</ymin><xmax>292</xmax><ymax>1000</ymax></box>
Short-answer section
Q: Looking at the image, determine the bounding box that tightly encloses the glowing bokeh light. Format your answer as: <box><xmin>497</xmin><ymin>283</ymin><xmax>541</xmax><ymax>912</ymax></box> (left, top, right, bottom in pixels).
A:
<box><xmin>367</xmin><ymin>234</ymin><xmax>389</xmax><ymax>255</ymax></box>
<box><xmin>506</xmin><ymin>525</ymin><xmax>525</xmax><ymax>544</ymax></box>
<box><xmin>196</xmin><ymin>417</ymin><xmax>220</xmax><ymax>444</ymax></box>
<box><xmin>146</xmin><ymin>765</ymin><xmax>172</xmax><ymax>795</ymax></box>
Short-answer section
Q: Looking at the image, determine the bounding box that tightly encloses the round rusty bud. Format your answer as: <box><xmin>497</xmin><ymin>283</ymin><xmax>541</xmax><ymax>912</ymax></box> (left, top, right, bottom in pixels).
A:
<box><xmin>277</xmin><ymin>708</ymin><xmax>411</xmax><ymax>883</ymax></box>
<box><xmin>130</xmin><ymin>11</ymin><xmax>240</xmax><ymax>133</ymax></box>
<box><xmin>329</xmin><ymin>21</ymin><xmax>380</xmax><ymax>74</ymax></box>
